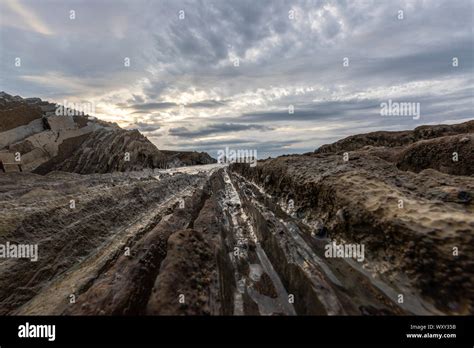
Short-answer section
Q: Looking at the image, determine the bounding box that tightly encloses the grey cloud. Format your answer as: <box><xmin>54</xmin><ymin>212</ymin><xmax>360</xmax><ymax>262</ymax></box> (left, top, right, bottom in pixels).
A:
<box><xmin>126</xmin><ymin>122</ymin><xmax>161</xmax><ymax>132</ymax></box>
<box><xmin>231</xmin><ymin>86</ymin><xmax>473</xmax><ymax>126</ymax></box>
<box><xmin>236</xmin><ymin>99</ymin><xmax>380</xmax><ymax>123</ymax></box>
<box><xmin>126</xmin><ymin>99</ymin><xmax>227</xmax><ymax>113</ymax></box>
<box><xmin>128</xmin><ymin>94</ymin><xmax>145</xmax><ymax>104</ymax></box>
<box><xmin>187</xmin><ymin>100</ymin><xmax>228</xmax><ymax>108</ymax></box>
<box><xmin>128</xmin><ymin>102</ymin><xmax>178</xmax><ymax>111</ymax></box>
<box><xmin>169</xmin><ymin>123</ymin><xmax>273</xmax><ymax>137</ymax></box>
<box><xmin>1</xmin><ymin>0</ymin><xmax>472</xmax><ymax>158</ymax></box>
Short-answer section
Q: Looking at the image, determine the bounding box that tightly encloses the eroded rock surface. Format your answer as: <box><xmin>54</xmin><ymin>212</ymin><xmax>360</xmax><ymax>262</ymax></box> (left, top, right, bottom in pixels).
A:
<box><xmin>0</xmin><ymin>119</ymin><xmax>472</xmax><ymax>316</ymax></box>
<box><xmin>232</xmin><ymin>121</ymin><xmax>474</xmax><ymax>314</ymax></box>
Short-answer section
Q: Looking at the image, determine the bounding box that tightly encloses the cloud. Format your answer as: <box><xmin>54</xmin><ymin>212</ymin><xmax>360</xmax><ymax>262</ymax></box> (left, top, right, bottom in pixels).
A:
<box><xmin>126</xmin><ymin>121</ymin><xmax>161</xmax><ymax>132</ymax></box>
<box><xmin>168</xmin><ymin>123</ymin><xmax>273</xmax><ymax>137</ymax></box>
<box><xmin>127</xmin><ymin>102</ymin><xmax>178</xmax><ymax>112</ymax></box>
<box><xmin>3</xmin><ymin>0</ymin><xmax>53</xmax><ymax>35</ymax></box>
<box><xmin>1</xmin><ymin>0</ymin><xmax>472</xmax><ymax>157</ymax></box>
<box><xmin>126</xmin><ymin>99</ymin><xmax>227</xmax><ymax>113</ymax></box>
<box><xmin>187</xmin><ymin>100</ymin><xmax>228</xmax><ymax>108</ymax></box>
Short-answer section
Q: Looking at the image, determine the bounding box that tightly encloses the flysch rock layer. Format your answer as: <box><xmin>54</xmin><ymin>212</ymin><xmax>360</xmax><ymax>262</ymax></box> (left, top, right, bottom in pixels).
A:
<box><xmin>232</xmin><ymin>120</ymin><xmax>473</xmax><ymax>314</ymax></box>
<box><xmin>0</xmin><ymin>92</ymin><xmax>472</xmax><ymax>316</ymax></box>
<box><xmin>0</xmin><ymin>92</ymin><xmax>215</xmax><ymax>174</ymax></box>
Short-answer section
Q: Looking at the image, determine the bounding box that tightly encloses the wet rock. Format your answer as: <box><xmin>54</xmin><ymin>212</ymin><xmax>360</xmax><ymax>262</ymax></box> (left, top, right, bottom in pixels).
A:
<box><xmin>0</xmin><ymin>170</ymin><xmax>208</xmax><ymax>315</ymax></box>
<box><xmin>254</xmin><ymin>272</ymin><xmax>278</xmax><ymax>298</ymax></box>
<box><xmin>231</xmin><ymin>120</ymin><xmax>474</xmax><ymax>314</ymax></box>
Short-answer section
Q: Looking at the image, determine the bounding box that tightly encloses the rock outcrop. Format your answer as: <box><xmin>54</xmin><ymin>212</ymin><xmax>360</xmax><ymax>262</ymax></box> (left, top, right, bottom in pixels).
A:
<box><xmin>0</xmin><ymin>112</ymin><xmax>472</xmax><ymax>316</ymax></box>
<box><xmin>161</xmin><ymin>150</ymin><xmax>218</xmax><ymax>167</ymax></box>
<box><xmin>232</xmin><ymin>120</ymin><xmax>474</xmax><ymax>314</ymax></box>
<box><xmin>0</xmin><ymin>92</ymin><xmax>215</xmax><ymax>175</ymax></box>
<box><xmin>316</xmin><ymin>120</ymin><xmax>474</xmax><ymax>154</ymax></box>
<box><xmin>315</xmin><ymin>120</ymin><xmax>474</xmax><ymax>176</ymax></box>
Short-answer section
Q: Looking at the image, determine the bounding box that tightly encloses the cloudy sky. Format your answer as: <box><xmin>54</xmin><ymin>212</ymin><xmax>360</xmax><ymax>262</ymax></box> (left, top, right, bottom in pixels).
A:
<box><xmin>0</xmin><ymin>0</ymin><xmax>472</xmax><ymax>158</ymax></box>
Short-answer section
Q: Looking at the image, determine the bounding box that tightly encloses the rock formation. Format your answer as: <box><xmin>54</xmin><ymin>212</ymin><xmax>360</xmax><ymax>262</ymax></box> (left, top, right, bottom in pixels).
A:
<box><xmin>0</xmin><ymin>102</ymin><xmax>472</xmax><ymax>316</ymax></box>
<box><xmin>0</xmin><ymin>92</ymin><xmax>215</xmax><ymax>175</ymax></box>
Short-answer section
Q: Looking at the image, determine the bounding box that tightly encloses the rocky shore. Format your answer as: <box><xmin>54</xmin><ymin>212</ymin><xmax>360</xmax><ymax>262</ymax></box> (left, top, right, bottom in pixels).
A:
<box><xmin>0</xmin><ymin>103</ymin><xmax>472</xmax><ymax>315</ymax></box>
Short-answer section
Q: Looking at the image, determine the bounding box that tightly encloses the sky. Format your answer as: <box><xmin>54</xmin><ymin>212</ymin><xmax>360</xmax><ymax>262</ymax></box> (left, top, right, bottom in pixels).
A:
<box><xmin>0</xmin><ymin>0</ymin><xmax>472</xmax><ymax>158</ymax></box>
